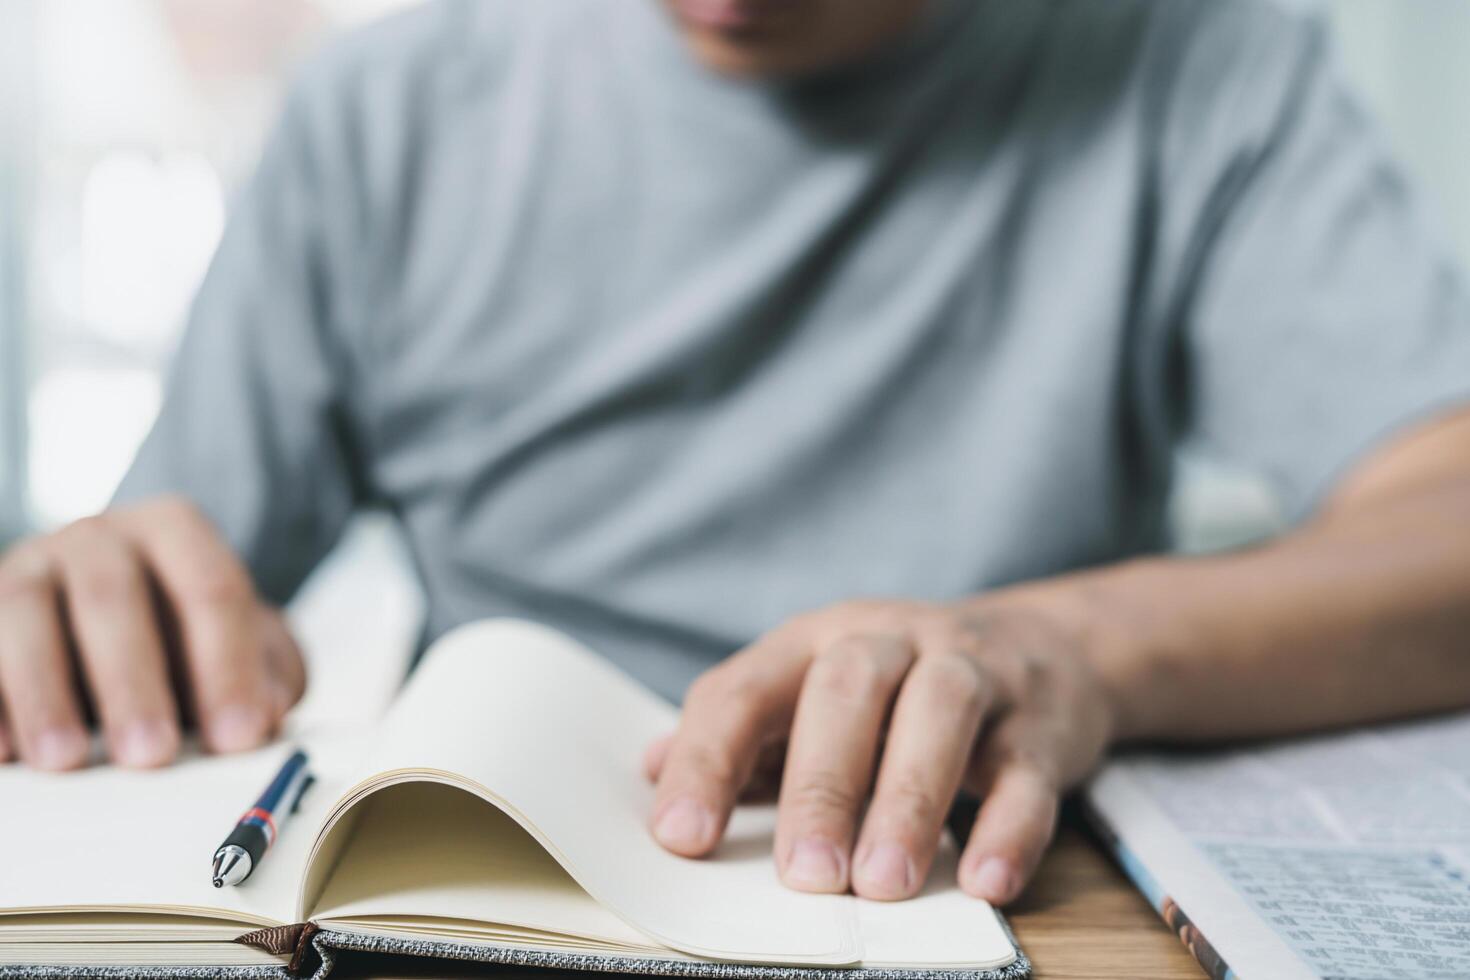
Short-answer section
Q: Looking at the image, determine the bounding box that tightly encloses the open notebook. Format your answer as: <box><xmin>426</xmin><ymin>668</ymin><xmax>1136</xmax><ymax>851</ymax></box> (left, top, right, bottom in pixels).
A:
<box><xmin>0</xmin><ymin>619</ymin><xmax>1026</xmax><ymax>979</ymax></box>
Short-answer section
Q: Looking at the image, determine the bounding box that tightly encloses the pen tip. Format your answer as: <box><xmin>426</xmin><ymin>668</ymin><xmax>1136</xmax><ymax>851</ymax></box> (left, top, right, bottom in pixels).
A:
<box><xmin>213</xmin><ymin>878</ymin><xmax>223</xmax><ymax>888</ymax></box>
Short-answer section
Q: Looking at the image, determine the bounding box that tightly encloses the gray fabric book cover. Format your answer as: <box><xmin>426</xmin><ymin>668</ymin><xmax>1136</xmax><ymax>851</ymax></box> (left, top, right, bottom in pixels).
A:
<box><xmin>0</xmin><ymin>923</ymin><xmax>1031</xmax><ymax>980</ymax></box>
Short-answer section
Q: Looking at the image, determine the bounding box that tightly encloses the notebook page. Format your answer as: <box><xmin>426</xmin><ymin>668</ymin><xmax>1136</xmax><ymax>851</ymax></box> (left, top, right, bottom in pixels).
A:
<box><xmin>349</xmin><ymin>619</ymin><xmax>858</xmax><ymax>965</ymax></box>
<box><xmin>0</xmin><ymin>738</ymin><xmax>358</xmax><ymax>929</ymax></box>
<box><xmin>334</xmin><ymin>618</ymin><xmax>1014</xmax><ymax>968</ymax></box>
<box><xmin>858</xmin><ymin>828</ymin><xmax>1014</xmax><ymax>968</ymax></box>
<box><xmin>310</xmin><ymin>780</ymin><xmax>657</xmax><ymax>949</ymax></box>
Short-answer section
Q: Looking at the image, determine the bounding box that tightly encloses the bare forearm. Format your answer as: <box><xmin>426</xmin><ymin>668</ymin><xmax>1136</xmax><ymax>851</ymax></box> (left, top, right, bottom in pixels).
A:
<box><xmin>990</xmin><ymin>467</ymin><xmax>1470</xmax><ymax>745</ymax></box>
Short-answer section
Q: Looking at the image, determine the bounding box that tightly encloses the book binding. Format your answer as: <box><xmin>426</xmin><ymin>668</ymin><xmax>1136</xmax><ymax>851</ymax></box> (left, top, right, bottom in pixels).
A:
<box><xmin>0</xmin><ymin>923</ymin><xmax>1031</xmax><ymax>980</ymax></box>
<box><xmin>305</xmin><ymin>924</ymin><xmax>1033</xmax><ymax>980</ymax></box>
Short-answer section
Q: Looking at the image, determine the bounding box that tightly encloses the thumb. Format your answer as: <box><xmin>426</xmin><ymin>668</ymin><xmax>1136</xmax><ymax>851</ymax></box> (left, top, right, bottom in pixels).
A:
<box><xmin>257</xmin><ymin>606</ymin><xmax>307</xmax><ymax>719</ymax></box>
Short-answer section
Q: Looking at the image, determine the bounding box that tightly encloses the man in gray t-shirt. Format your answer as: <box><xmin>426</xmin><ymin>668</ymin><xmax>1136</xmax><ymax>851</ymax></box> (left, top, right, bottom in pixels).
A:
<box><xmin>3</xmin><ymin>0</ymin><xmax>1470</xmax><ymax>905</ymax></box>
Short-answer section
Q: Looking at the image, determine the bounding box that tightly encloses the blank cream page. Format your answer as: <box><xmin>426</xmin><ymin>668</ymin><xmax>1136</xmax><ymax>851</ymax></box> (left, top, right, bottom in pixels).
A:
<box><xmin>310</xmin><ymin>779</ymin><xmax>657</xmax><ymax>949</ymax></box>
<box><xmin>856</xmin><ymin>830</ymin><xmax>1015</xmax><ymax>968</ymax></box>
<box><xmin>353</xmin><ymin>619</ymin><xmax>861</xmax><ymax>966</ymax></box>
<box><xmin>0</xmin><ymin>739</ymin><xmax>357</xmax><ymax>928</ymax></box>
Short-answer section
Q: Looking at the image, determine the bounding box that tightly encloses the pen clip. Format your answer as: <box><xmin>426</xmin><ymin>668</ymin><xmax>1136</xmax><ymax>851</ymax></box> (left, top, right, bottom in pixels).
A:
<box><xmin>290</xmin><ymin>774</ymin><xmax>315</xmax><ymax>815</ymax></box>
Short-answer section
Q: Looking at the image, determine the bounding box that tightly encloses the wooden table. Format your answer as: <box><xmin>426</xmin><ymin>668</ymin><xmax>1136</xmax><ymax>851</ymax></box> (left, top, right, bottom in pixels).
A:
<box><xmin>1008</xmin><ymin>823</ymin><xmax>1203</xmax><ymax>979</ymax></box>
<box><xmin>341</xmin><ymin>821</ymin><xmax>1204</xmax><ymax>980</ymax></box>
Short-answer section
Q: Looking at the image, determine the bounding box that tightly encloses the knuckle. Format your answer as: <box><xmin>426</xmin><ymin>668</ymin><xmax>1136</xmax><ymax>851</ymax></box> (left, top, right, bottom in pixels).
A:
<box><xmin>689</xmin><ymin>664</ymin><xmax>767</xmax><ymax>723</ymax></box>
<box><xmin>951</xmin><ymin>619</ymin><xmax>999</xmax><ymax>661</ymax></box>
<box><xmin>1001</xmin><ymin>745</ymin><xmax>1062</xmax><ymax>789</ymax></box>
<box><xmin>65</xmin><ymin>514</ymin><xmax>114</xmax><ymax>541</ymax></box>
<box><xmin>52</xmin><ymin>519</ymin><xmax>143</xmax><ymax>604</ymax></box>
<box><xmin>877</xmin><ymin>777</ymin><xmax>943</xmax><ymax>826</ymax></box>
<box><xmin>684</xmin><ymin>669</ymin><xmax>720</xmax><ymax>706</ymax></box>
<box><xmin>787</xmin><ymin>771</ymin><xmax>863</xmax><ymax>822</ymax></box>
<box><xmin>176</xmin><ymin>563</ymin><xmax>253</xmax><ymax>609</ymax></box>
<box><xmin>1015</xmin><ymin>653</ymin><xmax>1052</xmax><ymax>695</ymax></box>
<box><xmin>920</xmin><ymin>654</ymin><xmax>987</xmax><ymax>712</ymax></box>
<box><xmin>67</xmin><ymin>555</ymin><xmax>143</xmax><ymax>607</ymax></box>
<box><xmin>0</xmin><ymin>559</ymin><xmax>49</xmax><ymax>604</ymax></box>
<box><xmin>804</xmin><ymin>600</ymin><xmax>877</xmax><ymax>637</ymax></box>
<box><xmin>806</xmin><ymin>642</ymin><xmax>893</xmax><ymax>705</ymax></box>
<box><xmin>943</xmin><ymin>631</ymin><xmax>983</xmax><ymax>661</ymax></box>
<box><xmin>686</xmin><ymin>663</ymin><xmax>737</xmax><ymax>708</ymax></box>
<box><xmin>673</xmin><ymin>743</ymin><xmax>740</xmax><ymax>792</ymax></box>
<box><xmin>981</xmin><ymin>646</ymin><xmax>1052</xmax><ymax>702</ymax></box>
<box><xmin>720</xmin><ymin>679</ymin><xmax>770</xmax><ymax>728</ymax></box>
<box><xmin>152</xmin><ymin>493</ymin><xmax>205</xmax><ymax>525</ymax></box>
<box><xmin>777</xmin><ymin>610</ymin><xmax>821</xmax><ymax>636</ymax></box>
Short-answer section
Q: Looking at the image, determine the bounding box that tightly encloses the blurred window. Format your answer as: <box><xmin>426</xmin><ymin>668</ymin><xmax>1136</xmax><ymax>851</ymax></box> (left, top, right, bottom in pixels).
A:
<box><xmin>3</xmin><ymin>0</ymin><xmax>412</xmax><ymax>535</ymax></box>
<box><xmin>0</xmin><ymin>3</ymin><xmax>31</xmax><ymax>545</ymax></box>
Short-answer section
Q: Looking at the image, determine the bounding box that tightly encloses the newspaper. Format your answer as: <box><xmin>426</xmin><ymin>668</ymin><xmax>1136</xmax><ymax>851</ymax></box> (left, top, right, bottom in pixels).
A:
<box><xmin>1086</xmin><ymin>711</ymin><xmax>1470</xmax><ymax>980</ymax></box>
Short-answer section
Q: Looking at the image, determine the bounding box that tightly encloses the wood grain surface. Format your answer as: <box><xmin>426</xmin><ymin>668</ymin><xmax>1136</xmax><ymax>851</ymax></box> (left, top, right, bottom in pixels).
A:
<box><xmin>1008</xmin><ymin>823</ymin><xmax>1205</xmax><ymax>979</ymax></box>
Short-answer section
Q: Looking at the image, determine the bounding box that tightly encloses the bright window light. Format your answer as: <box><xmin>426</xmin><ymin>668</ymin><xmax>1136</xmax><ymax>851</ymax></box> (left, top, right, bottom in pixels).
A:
<box><xmin>76</xmin><ymin>149</ymin><xmax>225</xmax><ymax>348</ymax></box>
<box><xmin>28</xmin><ymin>367</ymin><xmax>162</xmax><ymax>528</ymax></box>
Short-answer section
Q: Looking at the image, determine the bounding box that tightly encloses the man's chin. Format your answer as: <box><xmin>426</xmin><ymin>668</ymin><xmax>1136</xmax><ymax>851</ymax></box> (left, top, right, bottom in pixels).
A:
<box><xmin>670</xmin><ymin>0</ymin><xmax>799</xmax><ymax>32</ymax></box>
<box><xmin>681</xmin><ymin>32</ymin><xmax>815</xmax><ymax>80</ymax></box>
<box><xmin>664</xmin><ymin>0</ymin><xmax>835</xmax><ymax>80</ymax></box>
<box><xmin>662</xmin><ymin>0</ymin><xmax>928</xmax><ymax>82</ymax></box>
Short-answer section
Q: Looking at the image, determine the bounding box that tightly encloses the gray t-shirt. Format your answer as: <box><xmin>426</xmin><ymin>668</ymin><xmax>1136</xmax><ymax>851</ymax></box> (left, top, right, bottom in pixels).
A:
<box><xmin>117</xmin><ymin>0</ymin><xmax>1470</xmax><ymax>701</ymax></box>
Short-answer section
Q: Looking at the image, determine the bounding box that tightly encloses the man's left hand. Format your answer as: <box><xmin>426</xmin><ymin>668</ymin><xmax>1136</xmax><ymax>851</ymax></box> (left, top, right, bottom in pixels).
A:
<box><xmin>643</xmin><ymin>599</ymin><xmax>1116</xmax><ymax>904</ymax></box>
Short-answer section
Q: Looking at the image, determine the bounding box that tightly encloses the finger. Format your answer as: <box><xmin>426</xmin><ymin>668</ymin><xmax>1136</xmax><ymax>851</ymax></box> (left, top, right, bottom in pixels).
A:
<box><xmin>52</xmin><ymin>519</ymin><xmax>180</xmax><ymax>768</ymax></box>
<box><xmin>959</xmin><ymin>750</ymin><xmax>1059</xmax><ymax>906</ymax></box>
<box><xmin>776</xmin><ymin>635</ymin><xmax>913</xmax><ymax>894</ymax></box>
<box><xmin>853</xmin><ymin>653</ymin><xmax>990</xmax><ymax>900</ymax></box>
<box><xmin>642</xmin><ymin>733</ymin><xmax>673</xmax><ymax>783</ymax></box>
<box><xmin>258</xmin><ymin>606</ymin><xmax>307</xmax><ymax>719</ymax></box>
<box><xmin>112</xmin><ymin>499</ymin><xmax>273</xmax><ymax>753</ymax></box>
<box><xmin>0</xmin><ymin>698</ymin><xmax>12</xmax><ymax>762</ymax></box>
<box><xmin>652</xmin><ymin>637</ymin><xmax>811</xmax><ymax>857</ymax></box>
<box><xmin>0</xmin><ymin>551</ymin><xmax>90</xmax><ymax>770</ymax></box>
<box><xmin>646</xmin><ymin>733</ymin><xmax>785</xmax><ymax>798</ymax></box>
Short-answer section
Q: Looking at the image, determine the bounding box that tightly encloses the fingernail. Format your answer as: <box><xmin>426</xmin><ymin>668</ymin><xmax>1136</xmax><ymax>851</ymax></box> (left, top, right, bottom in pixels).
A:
<box><xmin>653</xmin><ymin>797</ymin><xmax>715</xmax><ymax>852</ymax></box>
<box><xmin>855</xmin><ymin>841</ymin><xmax>915</xmax><ymax>899</ymax></box>
<box><xmin>32</xmin><ymin>728</ymin><xmax>88</xmax><ymax>771</ymax></box>
<box><xmin>114</xmin><ymin>719</ymin><xmax>177</xmax><ymax>769</ymax></box>
<box><xmin>784</xmin><ymin>837</ymin><xmax>846</xmax><ymax>891</ymax></box>
<box><xmin>208</xmin><ymin>704</ymin><xmax>269</xmax><ymax>753</ymax></box>
<box><xmin>969</xmin><ymin>856</ymin><xmax>1017</xmax><ymax>903</ymax></box>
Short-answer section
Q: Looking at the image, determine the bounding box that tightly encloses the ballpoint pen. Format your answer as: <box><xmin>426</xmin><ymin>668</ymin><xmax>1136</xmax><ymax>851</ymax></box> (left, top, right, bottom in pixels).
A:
<box><xmin>211</xmin><ymin>749</ymin><xmax>314</xmax><ymax>888</ymax></box>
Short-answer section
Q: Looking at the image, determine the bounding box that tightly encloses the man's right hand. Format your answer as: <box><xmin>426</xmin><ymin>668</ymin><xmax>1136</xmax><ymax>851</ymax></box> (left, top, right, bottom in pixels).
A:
<box><xmin>0</xmin><ymin>496</ymin><xmax>305</xmax><ymax>770</ymax></box>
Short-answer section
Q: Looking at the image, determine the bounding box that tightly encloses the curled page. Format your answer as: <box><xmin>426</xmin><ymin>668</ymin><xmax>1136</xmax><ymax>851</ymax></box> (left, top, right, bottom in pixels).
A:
<box><xmin>302</xmin><ymin>619</ymin><xmax>861</xmax><ymax>965</ymax></box>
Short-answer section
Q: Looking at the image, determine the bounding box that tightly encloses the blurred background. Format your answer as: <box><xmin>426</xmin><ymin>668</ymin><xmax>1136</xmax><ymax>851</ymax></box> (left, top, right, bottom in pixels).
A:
<box><xmin>0</xmin><ymin>0</ymin><xmax>1468</xmax><ymax>554</ymax></box>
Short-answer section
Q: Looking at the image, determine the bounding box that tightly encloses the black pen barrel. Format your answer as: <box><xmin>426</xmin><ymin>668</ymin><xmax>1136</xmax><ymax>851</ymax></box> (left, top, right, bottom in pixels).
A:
<box><xmin>220</xmin><ymin>822</ymin><xmax>270</xmax><ymax>867</ymax></box>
